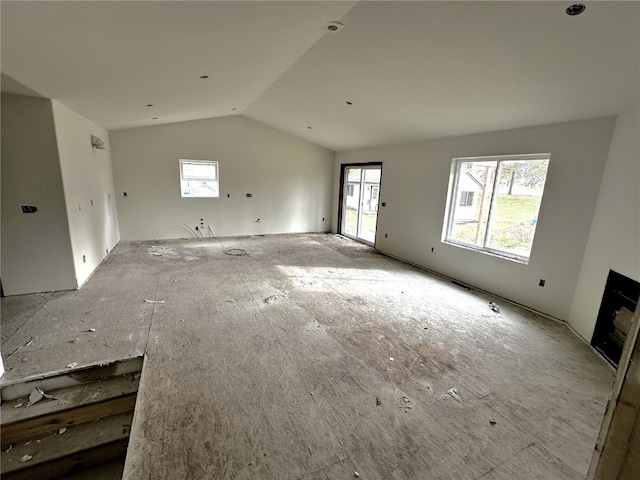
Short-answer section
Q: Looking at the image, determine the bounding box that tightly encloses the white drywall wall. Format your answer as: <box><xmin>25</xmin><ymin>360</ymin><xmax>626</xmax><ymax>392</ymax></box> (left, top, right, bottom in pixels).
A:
<box><xmin>569</xmin><ymin>109</ymin><xmax>640</xmax><ymax>341</ymax></box>
<box><xmin>334</xmin><ymin>117</ymin><xmax>616</xmax><ymax>321</ymax></box>
<box><xmin>1</xmin><ymin>94</ymin><xmax>77</xmax><ymax>294</ymax></box>
<box><xmin>52</xmin><ymin>101</ymin><xmax>120</xmax><ymax>287</ymax></box>
<box><xmin>110</xmin><ymin>115</ymin><xmax>334</xmax><ymax>240</ymax></box>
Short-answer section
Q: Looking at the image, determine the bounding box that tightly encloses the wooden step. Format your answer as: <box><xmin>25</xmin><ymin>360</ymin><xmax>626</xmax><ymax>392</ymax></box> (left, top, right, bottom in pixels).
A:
<box><xmin>1</xmin><ymin>372</ymin><xmax>139</xmax><ymax>449</ymax></box>
<box><xmin>1</xmin><ymin>410</ymin><xmax>133</xmax><ymax>480</ymax></box>
<box><xmin>1</xmin><ymin>358</ymin><xmax>142</xmax><ymax>479</ymax></box>
<box><xmin>1</xmin><ymin>356</ymin><xmax>143</xmax><ymax>402</ymax></box>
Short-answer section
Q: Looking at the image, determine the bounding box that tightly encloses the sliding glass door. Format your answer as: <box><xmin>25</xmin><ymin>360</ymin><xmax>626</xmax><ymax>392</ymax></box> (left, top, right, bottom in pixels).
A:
<box><xmin>340</xmin><ymin>164</ymin><xmax>381</xmax><ymax>245</ymax></box>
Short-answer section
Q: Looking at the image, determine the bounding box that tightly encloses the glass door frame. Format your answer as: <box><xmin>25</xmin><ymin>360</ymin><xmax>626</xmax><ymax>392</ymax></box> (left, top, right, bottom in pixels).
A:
<box><xmin>338</xmin><ymin>162</ymin><xmax>383</xmax><ymax>247</ymax></box>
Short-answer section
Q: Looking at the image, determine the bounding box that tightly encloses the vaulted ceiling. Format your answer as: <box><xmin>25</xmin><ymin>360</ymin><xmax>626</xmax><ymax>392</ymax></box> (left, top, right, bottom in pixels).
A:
<box><xmin>2</xmin><ymin>1</ymin><xmax>638</xmax><ymax>151</ymax></box>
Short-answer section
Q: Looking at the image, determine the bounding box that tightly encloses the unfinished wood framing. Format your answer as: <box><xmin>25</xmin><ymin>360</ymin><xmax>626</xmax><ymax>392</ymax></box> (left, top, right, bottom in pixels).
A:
<box><xmin>588</xmin><ymin>307</ymin><xmax>640</xmax><ymax>479</ymax></box>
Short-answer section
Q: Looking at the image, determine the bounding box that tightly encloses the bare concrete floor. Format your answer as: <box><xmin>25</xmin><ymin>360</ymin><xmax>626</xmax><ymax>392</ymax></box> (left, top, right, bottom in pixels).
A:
<box><xmin>1</xmin><ymin>234</ymin><xmax>614</xmax><ymax>479</ymax></box>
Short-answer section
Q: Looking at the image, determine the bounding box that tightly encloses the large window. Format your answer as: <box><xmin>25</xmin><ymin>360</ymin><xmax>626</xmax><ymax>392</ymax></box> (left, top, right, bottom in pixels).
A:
<box><xmin>180</xmin><ymin>159</ymin><xmax>219</xmax><ymax>198</ymax></box>
<box><xmin>443</xmin><ymin>154</ymin><xmax>550</xmax><ymax>263</ymax></box>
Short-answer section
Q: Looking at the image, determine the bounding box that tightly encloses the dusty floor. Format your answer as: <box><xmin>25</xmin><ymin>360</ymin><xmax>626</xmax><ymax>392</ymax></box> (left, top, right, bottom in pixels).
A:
<box><xmin>1</xmin><ymin>234</ymin><xmax>614</xmax><ymax>479</ymax></box>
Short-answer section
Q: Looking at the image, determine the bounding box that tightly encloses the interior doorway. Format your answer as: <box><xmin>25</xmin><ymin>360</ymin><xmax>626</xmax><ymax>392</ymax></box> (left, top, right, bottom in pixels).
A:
<box><xmin>339</xmin><ymin>163</ymin><xmax>382</xmax><ymax>246</ymax></box>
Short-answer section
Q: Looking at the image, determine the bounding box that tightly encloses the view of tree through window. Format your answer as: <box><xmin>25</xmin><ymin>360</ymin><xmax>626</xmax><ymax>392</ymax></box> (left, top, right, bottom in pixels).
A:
<box><xmin>445</xmin><ymin>155</ymin><xmax>549</xmax><ymax>263</ymax></box>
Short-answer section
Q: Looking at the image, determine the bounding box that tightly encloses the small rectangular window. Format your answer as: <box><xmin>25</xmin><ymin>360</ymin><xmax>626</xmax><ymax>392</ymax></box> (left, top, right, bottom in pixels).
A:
<box><xmin>180</xmin><ymin>159</ymin><xmax>219</xmax><ymax>198</ymax></box>
<box><xmin>443</xmin><ymin>154</ymin><xmax>550</xmax><ymax>263</ymax></box>
<box><xmin>459</xmin><ymin>191</ymin><xmax>474</xmax><ymax>207</ymax></box>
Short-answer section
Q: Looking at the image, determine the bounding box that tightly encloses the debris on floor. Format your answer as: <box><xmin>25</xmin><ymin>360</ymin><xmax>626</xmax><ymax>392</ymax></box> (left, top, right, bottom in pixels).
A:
<box><xmin>489</xmin><ymin>302</ymin><xmax>500</xmax><ymax>313</ymax></box>
<box><xmin>147</xmin><ymin>246</ymin><xmax>172</xmax><ymax>257</ymax></box>
<box><xmin>66</xmin><ymin>362</ymin><xmax>78</xmax><ymax>369</ymax></box>
<box><xmin>354</xmin><ymin>472</ymin><xmax>360</xmax><ymax>478</ymax></box>
<box><xmin>393</xmin><ymin>393</ymin><xmax>413</xmax><ymax>410</ymax></box>
<box><xmin>7</xmin><ymin>337</ymin><xmax>35</xmax><ymax>358</ymax></box>
<box><xmin>20</xmin><ymin>454</ymin><xmax>33</xmax><ymax>462</ymax></box>
<box><xmin>489</xmin><ymin>419</ymin><xmax>497</xmax><ymax>425</ymax></box>
<box><xmin>70</xmin><ymin>337</ymin><xmax>80</xmax><ymax>343</ymax></box>
<box><xmin>58</xmin><ymin>427</ymin><xmax>67</xmax><ymax>435</ymax></box>
<box><xmin>264</xmin><ymin>293</ymin><xmax>287</xmax><ymax>304</ymax></box>
<box><xmin>144</xmin><ymin>299</ymin><xmax>166</xmax><ymax>304</ymax></box>
<box><xmin>389</xmin><ymin>357</ymin><xmax>394</xmax><ymax>361</ymax></box>
<box><xmin>27</xmin><ymin>386</ymin><xmax>58</xmax><ymax>406</ymax></box>
<box><xmin>13</xmin><ymin>402</ymin><xmax>24</xmax><ymax>408</ymax></box>
<box><xmin>376</xmin><ymin>397</ymin><xmax>381</xmax><ymax>406</ymax></box>
<box><xmin>446</xmin><ymin>388</ymin><xmax>461</xmax><ymax>401</ymax></box>
<box><xmin>85</xmin><ymin>328</ymin><xmax>96</xmax><ymax>332</ymax></box>
<box><xmin>225</xmin><ymin>248</ymin><xmax>248</xmax><ymax>256</ymax></box>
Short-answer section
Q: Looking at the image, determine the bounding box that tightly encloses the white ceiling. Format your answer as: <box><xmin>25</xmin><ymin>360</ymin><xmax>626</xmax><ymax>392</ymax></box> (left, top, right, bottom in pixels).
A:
<box><xmin>2</xmin><ymin>1</ymin><xmax>638</xmax><ymax>151</ymax></box>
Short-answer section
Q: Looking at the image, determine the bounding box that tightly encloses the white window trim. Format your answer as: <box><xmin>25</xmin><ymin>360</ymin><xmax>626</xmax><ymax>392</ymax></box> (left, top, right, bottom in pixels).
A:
<box><xmin>442</xmin><ymin>153</ymin><xmax>550</xmax><ymax>264</ymax></box>
<box><xmin>179</xmin><ymin>159</ymin><xmax>219</xmax><ymax>198</ymax></box>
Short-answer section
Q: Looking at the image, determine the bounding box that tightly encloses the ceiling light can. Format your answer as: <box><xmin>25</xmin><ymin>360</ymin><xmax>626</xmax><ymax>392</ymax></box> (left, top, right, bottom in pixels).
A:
<box><xmin>324</xmin><ymin>21</ymin><xmax>344</xmax><ymax>35</ymax></box>
<box><xmin>566</xmin><ymin>4</ymin><xmax>586</xmax><ymax>16</ymax></box>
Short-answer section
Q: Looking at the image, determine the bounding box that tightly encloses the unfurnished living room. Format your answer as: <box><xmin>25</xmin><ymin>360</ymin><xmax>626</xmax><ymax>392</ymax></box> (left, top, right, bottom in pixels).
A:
<box><xmin>1</xmin><ymin>1</ymin><xmax>639</xmax><ymax>479</ymax></box>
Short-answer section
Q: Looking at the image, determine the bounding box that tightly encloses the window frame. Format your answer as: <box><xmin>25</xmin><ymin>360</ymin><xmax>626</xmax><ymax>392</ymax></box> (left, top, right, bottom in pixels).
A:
<box><xmin>179</xmin><ymin>159</ymin><xmax>219</xmax><ymax>198</ymax></box>
<box><xmin>442</xmin><ymin>153</ymin><xmax>550</xmax><ymax>264</ymax></box>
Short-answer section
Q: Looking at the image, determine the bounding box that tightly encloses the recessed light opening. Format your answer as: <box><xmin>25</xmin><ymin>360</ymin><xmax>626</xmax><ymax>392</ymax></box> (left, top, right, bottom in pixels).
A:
<box><xmin>324</xmin><ymin>21</ymin><xmax>344</xmax><ymax>35</ymax></box>
<box><xmin>566</xmin><ymin>4</ymin><xmax>586</xmax><ymax>15</ymax></box>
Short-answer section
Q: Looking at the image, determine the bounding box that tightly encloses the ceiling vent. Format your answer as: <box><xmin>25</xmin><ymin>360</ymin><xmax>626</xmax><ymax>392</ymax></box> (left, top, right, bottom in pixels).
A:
<box><xmin>324</xmin><ymin>21</ymin><xmax>344</xmax><ymax>35</ymax></box>
<box><xmin>91</xmin><ymin>135</ymin><xmax>106</xmax><ymax>150</ymax></box>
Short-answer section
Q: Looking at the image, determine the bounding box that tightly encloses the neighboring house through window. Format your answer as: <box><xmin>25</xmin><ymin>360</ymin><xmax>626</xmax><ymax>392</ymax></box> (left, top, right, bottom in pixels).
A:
<box><xmin>180</xmin><ymin>159</ymin><xmax>219</xmax><ymax>198</ymax></box>
<box><xmin>459</xmin><ymin>191</ymin><xmax>474</xmax><ymax>207</ymax></box>
<box><xmin>443</xmin><ymin>154</ymin><xmax>550</xmax><ymax>263</ymax></box>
